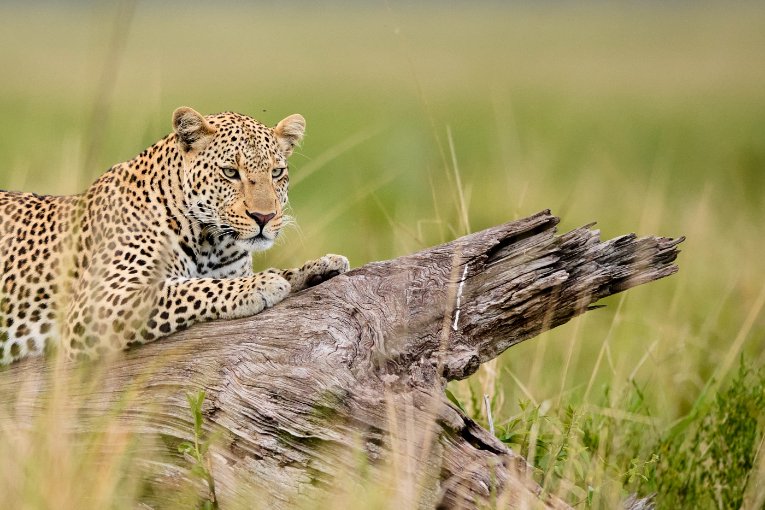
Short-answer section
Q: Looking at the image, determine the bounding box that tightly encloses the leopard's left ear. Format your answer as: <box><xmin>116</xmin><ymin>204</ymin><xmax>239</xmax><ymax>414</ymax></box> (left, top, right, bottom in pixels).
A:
<box><xmin>172</xmin><ymin>107</ymin><xmax>216</xmax><ymax>154</ymax></box>
<box><xmin>274</xmin><ymin>114</ymin><xmax>305</xmax><ymax>157</ymax></box>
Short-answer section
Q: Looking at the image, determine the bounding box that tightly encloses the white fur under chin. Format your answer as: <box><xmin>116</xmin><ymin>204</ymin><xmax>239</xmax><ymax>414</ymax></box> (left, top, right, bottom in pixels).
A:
<box><xmin>235</xmin><ymin>236</ymin><xmax>274</xmax><ymax>252</ymax></box>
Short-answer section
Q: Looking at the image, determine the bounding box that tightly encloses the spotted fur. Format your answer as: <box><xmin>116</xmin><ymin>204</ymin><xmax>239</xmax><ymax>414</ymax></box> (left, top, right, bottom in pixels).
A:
<box><xmin>0</xmin><ymin>107</ymin><xmax>349</xmax><ymax>364</ymax></box>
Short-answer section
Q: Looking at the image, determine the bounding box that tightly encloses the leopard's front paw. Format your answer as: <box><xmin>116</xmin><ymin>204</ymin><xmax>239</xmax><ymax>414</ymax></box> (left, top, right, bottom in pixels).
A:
<box><xmin>305</xmin><ymin>253</ymin><xmax>350</xmax><ymax>287</ymax></box>
<box><xmin>301</xmin><ymin>254</ymin><xmax>350</xmax><ymax>289</ymax></box>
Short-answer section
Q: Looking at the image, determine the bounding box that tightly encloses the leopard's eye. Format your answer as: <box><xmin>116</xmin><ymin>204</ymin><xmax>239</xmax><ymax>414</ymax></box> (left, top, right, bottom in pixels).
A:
<box><xmin>271</xmin><ymin>167</ymin><xmax>286</xmax><ymax>179</ymax></box>
<box><xmin>221</xmin><ymin>167</ymin><xmax>240</xmax><ymax>180</ymax></box>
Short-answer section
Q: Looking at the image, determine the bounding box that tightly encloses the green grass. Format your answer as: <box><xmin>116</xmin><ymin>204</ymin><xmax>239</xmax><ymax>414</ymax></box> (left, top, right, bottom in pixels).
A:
<box><xmin>452</xmin><ymin>361</ymin><xmax>765</xmax><ymax>508</ymax></box>
<box><xmin>1</xmin><ymin>1</ymin><xmax>764</xmax><ymax>508</ymax></box>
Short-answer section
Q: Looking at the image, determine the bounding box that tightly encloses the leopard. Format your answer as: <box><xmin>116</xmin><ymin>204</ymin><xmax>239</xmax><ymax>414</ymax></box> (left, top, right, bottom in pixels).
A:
<box><xmin>0</xmin><ymin>107</ymin><xmax>349</xmax><ymax>364</ymax></box>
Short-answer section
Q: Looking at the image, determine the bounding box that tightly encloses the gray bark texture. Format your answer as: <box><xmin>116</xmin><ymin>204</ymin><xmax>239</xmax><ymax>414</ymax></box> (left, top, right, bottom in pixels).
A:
<box><xmin>0</xmin><ymin>210</ymin><xmax>682</xmax><ymax>509</ymax></box>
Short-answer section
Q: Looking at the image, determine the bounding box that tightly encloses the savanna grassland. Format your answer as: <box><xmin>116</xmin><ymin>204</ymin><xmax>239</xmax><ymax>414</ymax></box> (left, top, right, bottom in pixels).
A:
<box><xmin>0</xmin><ymin>2</ymin><xmax>764</xmax><ymax>508</ymax></box>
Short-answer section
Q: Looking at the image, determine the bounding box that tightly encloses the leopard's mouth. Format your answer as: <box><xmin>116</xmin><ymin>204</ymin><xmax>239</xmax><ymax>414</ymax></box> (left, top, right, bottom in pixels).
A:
<box><xmin>236</xmin><ymin>233</ymin><xmax>275</xmax><ymax>252</ymax></box>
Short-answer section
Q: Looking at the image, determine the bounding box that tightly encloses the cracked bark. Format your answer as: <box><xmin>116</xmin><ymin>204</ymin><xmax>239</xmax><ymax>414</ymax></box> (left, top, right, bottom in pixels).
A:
<box><xmin>0</xmin><ymin>210</ymin><xmax>682</xmax><ymax>509</ymax></box>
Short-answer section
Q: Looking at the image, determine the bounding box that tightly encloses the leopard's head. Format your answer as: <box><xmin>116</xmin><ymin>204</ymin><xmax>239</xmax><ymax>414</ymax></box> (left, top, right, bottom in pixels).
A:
<box><xmin>172</xmin><ymin>107</ymin><xmax>305</xmax><ymax>251</ymax></box>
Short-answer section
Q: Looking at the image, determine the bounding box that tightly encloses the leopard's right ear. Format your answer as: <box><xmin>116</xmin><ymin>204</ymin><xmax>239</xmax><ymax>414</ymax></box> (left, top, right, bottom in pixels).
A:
<box><xmin>172</xmin><ymin>107</ymin><xmax>216</xmax><ymax>154</ymax></box>
<box><xmin>274</xmin><ymin>114</ymin><xmax>306</xmax><ymax>157</ymax></box>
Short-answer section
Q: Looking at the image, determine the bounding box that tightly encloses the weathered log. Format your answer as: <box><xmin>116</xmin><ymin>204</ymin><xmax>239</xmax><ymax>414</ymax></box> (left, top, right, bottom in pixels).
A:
<box><xmin>0</xmin><ymin>210</ymin><xmax>682</xmax><ymax>509</ymax></box>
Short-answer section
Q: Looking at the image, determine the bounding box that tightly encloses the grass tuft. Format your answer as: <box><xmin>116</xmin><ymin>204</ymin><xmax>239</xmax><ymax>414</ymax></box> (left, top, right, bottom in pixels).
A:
<box><xmin>477</xmin><ymin>359</ymin><xmax>765</xmax><ymax>509</ymax></box>
<box><xmin>649</xmin><ymin>360</ymin><xmax>765</xmax><ymax>509</ymax></box>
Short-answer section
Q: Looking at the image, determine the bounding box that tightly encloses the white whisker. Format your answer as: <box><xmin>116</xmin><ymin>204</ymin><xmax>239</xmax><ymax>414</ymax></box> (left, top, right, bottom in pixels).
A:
<box><xmin>280</xmin><ymin>211</ymin><xmax>304</xmax><ymax>244</ymax></box>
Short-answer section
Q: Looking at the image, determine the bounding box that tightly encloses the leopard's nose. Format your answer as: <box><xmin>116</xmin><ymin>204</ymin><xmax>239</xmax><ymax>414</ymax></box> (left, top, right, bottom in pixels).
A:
<box><xmin>246</xmin><ymin>211</ymin><xmax>276</xmax><ymax>229</ymax></box>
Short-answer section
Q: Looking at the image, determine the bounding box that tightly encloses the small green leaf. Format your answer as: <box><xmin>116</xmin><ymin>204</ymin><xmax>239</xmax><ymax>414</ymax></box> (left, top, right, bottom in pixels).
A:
<box><xmin>178</xmin><ymin>442</ymin><xmax>194</xmax><ymax>455</ymax></box>
<box><xmin>187</xmin><ymin>390</ymin><xmax>206</xmax><ymax>438</ymax></box>
<box><xmin>445</xmin><ymin>387</ymin><xmax>466</xmax><ymax>413</ymax></box>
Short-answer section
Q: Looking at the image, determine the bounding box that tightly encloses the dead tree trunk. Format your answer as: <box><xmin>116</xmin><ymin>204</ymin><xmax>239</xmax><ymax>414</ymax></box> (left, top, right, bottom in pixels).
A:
<box><xmin>0</xmin><ymin>210</ymin><xmax>682</xmax><ymax>509</ymax></box>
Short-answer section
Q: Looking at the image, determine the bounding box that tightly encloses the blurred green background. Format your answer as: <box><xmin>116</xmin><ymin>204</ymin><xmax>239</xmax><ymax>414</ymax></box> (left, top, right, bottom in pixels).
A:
<box><xmin>0</xmin><ymin>1</ymin><xmax>764</xmax><ymax>504</ymax></box>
